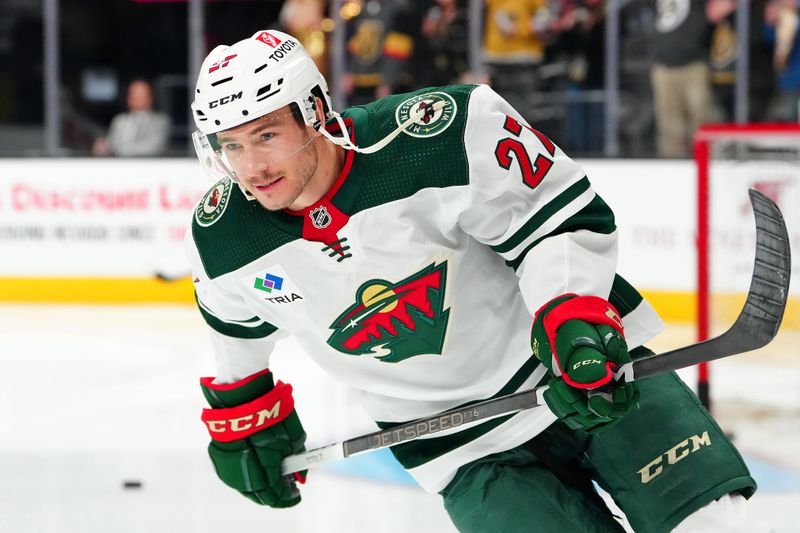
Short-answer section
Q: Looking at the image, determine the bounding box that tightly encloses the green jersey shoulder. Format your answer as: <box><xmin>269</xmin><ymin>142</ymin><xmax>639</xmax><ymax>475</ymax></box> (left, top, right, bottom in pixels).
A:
<box><xmin>341</xmin><ymin>85</ymin><xmax>476</xmax><ymax>215</ymax></box>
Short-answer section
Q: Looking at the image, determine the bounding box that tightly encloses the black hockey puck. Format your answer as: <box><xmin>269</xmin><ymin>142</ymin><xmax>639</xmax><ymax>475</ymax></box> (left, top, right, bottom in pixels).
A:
<box><xmin>122</xmin><ymin>480</ymin><xmax>143</xmax><ymax>489</ymax></box>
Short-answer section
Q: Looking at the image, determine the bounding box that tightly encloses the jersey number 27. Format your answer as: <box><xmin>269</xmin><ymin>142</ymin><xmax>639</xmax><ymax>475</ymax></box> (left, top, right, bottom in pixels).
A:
<box><xmin>495</xmin><ymin>115</ymin><xmax>556</xmax><ymax>190</ymax></box>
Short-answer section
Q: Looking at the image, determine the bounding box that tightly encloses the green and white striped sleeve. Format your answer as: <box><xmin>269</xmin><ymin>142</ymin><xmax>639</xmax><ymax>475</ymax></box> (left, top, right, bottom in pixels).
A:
<box><xmin>459</xmin><ymin>84</ymin><xmax>618</xmax><ymax>314</ymax></box>
<box><xmin>185</xmin><ymin>223</ymin><xmax>284</xmax><ymax>383</ymax></box>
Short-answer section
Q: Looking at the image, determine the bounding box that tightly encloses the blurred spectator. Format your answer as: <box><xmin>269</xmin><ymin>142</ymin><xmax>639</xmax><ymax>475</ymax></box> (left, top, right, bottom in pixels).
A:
<box><xmin>650</xmin><ymin>0</ymin><xmax>718</xmax><ymax>157</ymax></box>
<box><xmin>764</xmin><ymin>0</ymin><xmax>800</xmax><ymax>121</ymax></box>
<box><xmin>278</xmin><ymin>0</ymin><xmax>329</xmax><ymax>78</ymax></box>
<box><xmin>418</xmin><ymin>0</ymin><xmax>471</xmax><ymax>86</ymax></box>
<box><xmin>614</xmin><ymin>0</ymin><xmax>659</xmax><ymax>156</ymax></box>
<box><xmin>483</xmin><ymin>0</ymin><xmax>551</xmax><ymax>114</ymax></box>
<box><xmin>751</xmin><ymin>0</ymin><xmax>780</xmax><ymax>121</ymax></box>
<box><xmin>709</xmin><ymin>0</ymin><xmax>776</xmax><ymax>122</ymax></box>
<box><xmin>92</xmin><ymin>79</ymin><xmax>170</xmax><ymax>157</ymax></box>
<box><xmin>558</xmin><ymin>0</ymin><xmax>606</xmax><ymax>153</ymax></box>
<box><xmin>344</xmin><ymin>0</ymin><xmax>419</xmax><ymax>105</ymax></box>
<box><xmin>708</xmin><ymin>0</ymin><xmax>737</xmax><ymax>120</ymax></box>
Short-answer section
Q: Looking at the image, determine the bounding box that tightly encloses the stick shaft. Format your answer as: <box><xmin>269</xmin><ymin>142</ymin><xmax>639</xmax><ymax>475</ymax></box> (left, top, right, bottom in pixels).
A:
<box><xmin>280</xmin><ymin>189</ymin><xmax>790</xmax><ymax>476</ymax></box>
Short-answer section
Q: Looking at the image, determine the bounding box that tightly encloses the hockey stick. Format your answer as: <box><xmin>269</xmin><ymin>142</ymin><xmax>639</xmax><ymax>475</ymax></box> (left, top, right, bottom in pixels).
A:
<box><xmin>280</xmin><ymin>189</ymin><xmax>791</xmax><ymax>476</ymax></box>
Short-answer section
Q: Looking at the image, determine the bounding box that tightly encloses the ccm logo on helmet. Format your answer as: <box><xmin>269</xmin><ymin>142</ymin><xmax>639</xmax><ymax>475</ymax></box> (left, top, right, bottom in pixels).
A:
<box><xmin>209</xmin><ymin>91</ymin><xmax>243</xmax><ymax>108</ymax></box>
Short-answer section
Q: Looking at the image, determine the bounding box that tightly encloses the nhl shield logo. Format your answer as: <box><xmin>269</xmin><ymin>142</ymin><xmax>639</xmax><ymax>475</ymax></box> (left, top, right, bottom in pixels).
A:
<box><xmin>395</xmin><ymin>92</ymin><xmax>457</xmax><ymax>138</ymax></box>
<box><xmin>309</xmin><ymin>206</ymin><xmax>332</xmax><ymax>229</ymax></box>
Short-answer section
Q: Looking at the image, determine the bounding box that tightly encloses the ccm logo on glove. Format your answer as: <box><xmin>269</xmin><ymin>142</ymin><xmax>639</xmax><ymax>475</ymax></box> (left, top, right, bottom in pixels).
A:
<box><xmin>530</xmin><ymin>294</ymin><xmax>638</xmax><ymax>434</ymax></box>
<box><xmin>205</xmin><ymin>402</ymin><xmax>281</xmax><ymax>433</ymax></box>
<box><xmin>572</xmin><ymin>359</ymin><xmax>603</xmax><ymax>371</ymax></box>
<box><xmin>539</xmin><ymin>295</ymin><xmax>625</xmax><ymax>389</ymax></box>
<box><xmin>201</xmin><ymin>381</ymin><xmax>294</xmax><ymax>442</ymax></box>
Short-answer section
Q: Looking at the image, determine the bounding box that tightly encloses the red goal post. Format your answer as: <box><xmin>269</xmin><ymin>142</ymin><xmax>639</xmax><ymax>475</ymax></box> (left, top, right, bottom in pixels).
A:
<box><xmin>694</xmin><ymin>123</ymin><xmax>800</xmax><ymax>408</ymax></box>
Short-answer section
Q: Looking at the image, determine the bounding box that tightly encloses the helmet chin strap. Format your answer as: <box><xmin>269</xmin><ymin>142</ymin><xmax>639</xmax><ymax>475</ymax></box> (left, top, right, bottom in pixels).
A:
<box><xmin>318</xmin><ymin>99</ymin><xmax>448</xmax><ymax>154</ymax></box>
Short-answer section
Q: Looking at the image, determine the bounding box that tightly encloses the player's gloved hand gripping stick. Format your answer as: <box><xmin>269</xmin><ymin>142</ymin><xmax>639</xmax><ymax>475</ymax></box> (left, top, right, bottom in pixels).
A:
<box><xmin>200</xmin><ymin>368</ymin><xmax>307</xmax><ymax>507</ymax></box>
<box><xmin>279</xmin><ymin>189</ymin><xmax>791</xmax><ymax>476</ymax></box>
<box><xmin>531</xmin><ymin>294</ymin><xmax>638</xmax><ymax>434</ymax></box>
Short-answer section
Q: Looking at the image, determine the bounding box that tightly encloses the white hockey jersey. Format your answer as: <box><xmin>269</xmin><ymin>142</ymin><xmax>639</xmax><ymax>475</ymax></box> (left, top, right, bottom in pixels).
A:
<box><xmin>186</xmin><ymin>84</ymin><xmax>664</xmax><ymax>493</ymax></box>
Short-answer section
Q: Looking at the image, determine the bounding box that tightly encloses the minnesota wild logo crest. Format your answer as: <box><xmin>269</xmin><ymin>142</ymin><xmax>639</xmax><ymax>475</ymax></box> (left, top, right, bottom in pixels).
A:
<box><xmin>195</xmin><ymin>177</ymin><xmax>232</xmax><ymax>227</ymax></box>
<box><xmin>395</xmin><ymin>92</ymin><xmax>457</xmax><ymax>138</ymax></box>
<box><xmin>327</xmin><ymin>262</ymin><xmax>450</xmax><ymax>363</ymax></box>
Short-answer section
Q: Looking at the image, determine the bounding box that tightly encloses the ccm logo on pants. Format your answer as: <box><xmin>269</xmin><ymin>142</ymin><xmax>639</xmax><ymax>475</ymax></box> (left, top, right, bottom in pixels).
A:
<box><xmin>638</xmin><ymin>431</ymin><xmax>711</xmax><ymax>484</ymax></box>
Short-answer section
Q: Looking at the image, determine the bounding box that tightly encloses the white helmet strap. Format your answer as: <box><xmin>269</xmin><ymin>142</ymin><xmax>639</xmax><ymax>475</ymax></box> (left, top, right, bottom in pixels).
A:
<box><xmin>318</xmin><ymin>99</ymin><xmax>448</xmax><ymax>155</ymax></box>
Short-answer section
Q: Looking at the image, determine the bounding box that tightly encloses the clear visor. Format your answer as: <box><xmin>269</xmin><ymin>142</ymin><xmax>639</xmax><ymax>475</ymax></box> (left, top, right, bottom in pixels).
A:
<box><xmin>192</xmin><ymin>111</ymin><xmax>319</xmax><ymax>182</ymax></box>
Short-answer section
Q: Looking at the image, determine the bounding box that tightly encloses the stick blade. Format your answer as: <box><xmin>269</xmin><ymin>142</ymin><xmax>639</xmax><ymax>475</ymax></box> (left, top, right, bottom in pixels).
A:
<box><xmin>733</xmin><ymin>189</ymin><xmax>792</xmax><ymax>350</ymax></box>
<box><xmin>633</xmin><ymin>188</ymin><xmax>791</xmax><ymax>379</ymax></box>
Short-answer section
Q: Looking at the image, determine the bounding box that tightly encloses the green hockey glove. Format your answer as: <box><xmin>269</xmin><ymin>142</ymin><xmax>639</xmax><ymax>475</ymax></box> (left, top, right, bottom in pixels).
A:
<box><xmin>531</xmin><ymin>294</ymin><xmax>639</xmax><ymax>434</ymax></box>
<box><xmin>200</xmin><ymin>368</ymin><xmax>307</xmax><ymax>507</ymax></box>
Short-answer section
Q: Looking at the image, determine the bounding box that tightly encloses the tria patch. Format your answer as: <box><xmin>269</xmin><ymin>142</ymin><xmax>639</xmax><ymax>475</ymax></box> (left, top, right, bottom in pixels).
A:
<box><xmin>395</xmin><ymin>92</ymin><xmax>457</xmax><ymax>138</ymax></box>
<box><xmin>195</xmin><ymin>178</ymin><xmax>232</xmax><ymax>227</ymax></box>
<box><xmin>254</xmin><ymin>272</ymin><xmax>284</xmax><ymax>293</ymax></box>
<box><xmin>327</xmin><ymin>261</ymin><xmax>450</xmax><ymax>363</ymax></box>
<box><xmin>246</xmin><ymin>264</ymin><xmax>304</xmax><ymax>306</ymax></box>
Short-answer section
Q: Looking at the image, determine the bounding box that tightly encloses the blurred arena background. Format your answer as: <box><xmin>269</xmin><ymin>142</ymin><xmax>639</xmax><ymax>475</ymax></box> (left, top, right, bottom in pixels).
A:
<box><xmin>0</xmin><ymin>1</ymin><xmax>798</xmax><ymax>532</ymax></box>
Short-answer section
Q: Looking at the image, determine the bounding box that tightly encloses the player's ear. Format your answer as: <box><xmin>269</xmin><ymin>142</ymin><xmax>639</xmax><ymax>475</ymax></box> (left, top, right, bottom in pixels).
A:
<box><xmin>313</xmin><ymin>96</ymin><xmax>325</xmax><ymax>124</ymax></box>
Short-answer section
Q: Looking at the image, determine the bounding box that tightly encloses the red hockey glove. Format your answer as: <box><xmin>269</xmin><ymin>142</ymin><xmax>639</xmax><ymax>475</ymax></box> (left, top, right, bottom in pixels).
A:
<box><xmin>531</xmin><ymin>294</ymin><xmax>638</xmax><ymax>434</ymax></box>
<box><xmin>200</xmin><ymin>368</ymin><xmax>306</xmax><ymax>507</ymax></box>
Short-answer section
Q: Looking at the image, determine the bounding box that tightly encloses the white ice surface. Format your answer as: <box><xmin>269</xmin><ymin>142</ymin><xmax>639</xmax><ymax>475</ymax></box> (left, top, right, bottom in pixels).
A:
<box><xmin>0</xmin><ymin>305</ymin><xmax>796</xmax><ymax>533</ymax></box>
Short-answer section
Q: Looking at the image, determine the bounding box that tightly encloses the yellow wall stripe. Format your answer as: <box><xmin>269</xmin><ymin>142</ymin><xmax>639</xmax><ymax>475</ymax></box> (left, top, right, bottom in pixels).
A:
<box><xmin>0</xmin><ymin>277</ymin><xmax>195</xmax><ymax>304</ymax></box>
<box><xmin>639</xmin><ymin>290</ymin><xmax>696</xmax><ymax>322</ymax></box>
<box><xmin>642</xmin><ymin>290</ymin><xmax>799</xmax><ymax>329</ymax></box>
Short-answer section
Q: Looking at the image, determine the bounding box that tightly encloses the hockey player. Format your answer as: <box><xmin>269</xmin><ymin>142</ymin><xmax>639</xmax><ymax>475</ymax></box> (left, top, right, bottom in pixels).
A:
<box><xmin>187</xmin><ymin>30</ymin><xmax>768</xmax><ymax>532</ymax></box>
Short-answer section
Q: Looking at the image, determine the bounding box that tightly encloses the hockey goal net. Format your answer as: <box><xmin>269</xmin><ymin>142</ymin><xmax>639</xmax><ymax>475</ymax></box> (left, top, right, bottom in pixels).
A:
<box><xmin>694</xmin><ymin>124</ymin><xmax>799</xmax><ymax>407</ymax></box>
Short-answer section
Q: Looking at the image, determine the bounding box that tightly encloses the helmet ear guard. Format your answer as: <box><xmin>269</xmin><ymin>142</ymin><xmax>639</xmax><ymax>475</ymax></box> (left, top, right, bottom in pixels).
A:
<box><xmin>302</xmin><ymin>94</ymin><xmax>320</xmax><ymax>129</ymax></box>
<box><xmin>309</xmin><ymin>86</ymin><xmax>332</xmax><ymax>129</ymax></box>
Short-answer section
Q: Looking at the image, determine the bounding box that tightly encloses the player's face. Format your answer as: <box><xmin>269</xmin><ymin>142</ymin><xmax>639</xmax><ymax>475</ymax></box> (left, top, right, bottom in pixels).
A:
<box><xmin>216</xmin><ymin>106</ymin><xmax>320</xmax><ymax>211</ymax></box>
